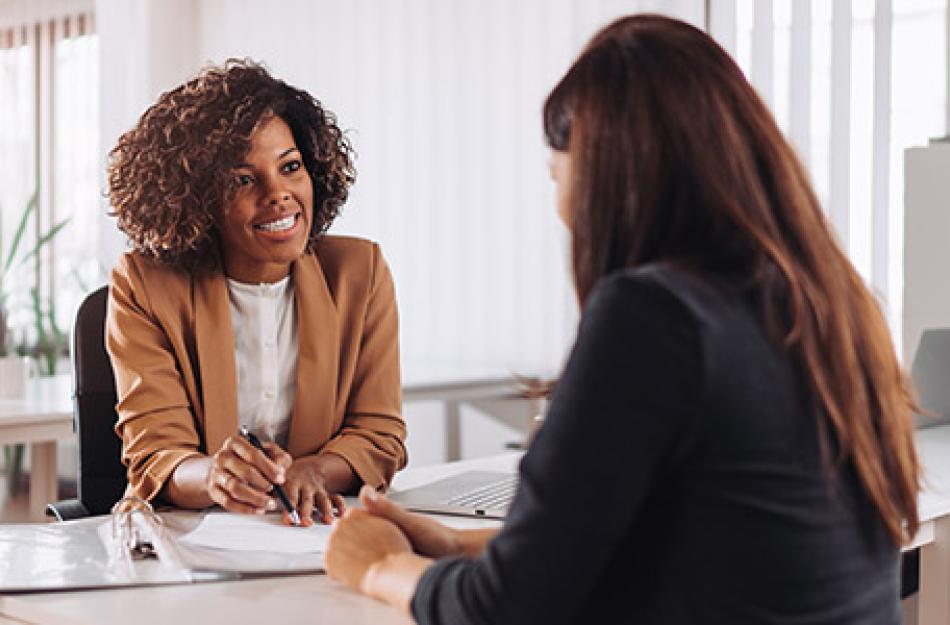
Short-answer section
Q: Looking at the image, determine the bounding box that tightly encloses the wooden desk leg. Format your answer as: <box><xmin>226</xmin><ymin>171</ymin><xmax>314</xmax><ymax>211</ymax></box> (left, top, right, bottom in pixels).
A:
<box><xmin>919</xmin><ymin>516</ymin><xmax>950</xmax><ymax>625</ymax></box>
<box><xmin>28</xmin><ymin>441</ymin><xmax>57</xmax><ymax>522</ymax></box>
<box><xmin>444</xmin><ymin>400</ymin><xmax>461</xmax><ymax>462</ymax></box>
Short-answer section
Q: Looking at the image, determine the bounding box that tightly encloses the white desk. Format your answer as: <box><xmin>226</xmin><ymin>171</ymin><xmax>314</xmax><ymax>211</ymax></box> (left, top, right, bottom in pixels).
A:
<box><xmin>0</xmin><ymin>454</ymin><xmax>518</xmax><ymax>625</ymax></box>
<box><xmin>403</xmin><ymin>362</ymin><xmax>538</xmax><ymax>461</ymax></box>
<box><xmin>908</xmin><ymin>425</ymin><xmax>950</xmax><ymax>624</ymax></box>
<box><xmin>0</xmin><ymin>376</ymin><xmax>72</xmax><ymax>521</ymax></box>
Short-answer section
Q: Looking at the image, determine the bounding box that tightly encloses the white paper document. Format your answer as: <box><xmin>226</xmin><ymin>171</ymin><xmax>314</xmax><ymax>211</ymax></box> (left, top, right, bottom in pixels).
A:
<box><xmin>179</xmin><ymin>512</ymin><xmax>334</xmax><ymax>554</ymax></box>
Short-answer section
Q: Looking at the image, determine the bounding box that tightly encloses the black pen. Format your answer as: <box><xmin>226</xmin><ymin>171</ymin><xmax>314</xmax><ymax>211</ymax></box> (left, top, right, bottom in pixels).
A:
<box><xmin>239</xmin><ymin>426</ymin><xmax>302</xmax><ymax>526</ymax></box>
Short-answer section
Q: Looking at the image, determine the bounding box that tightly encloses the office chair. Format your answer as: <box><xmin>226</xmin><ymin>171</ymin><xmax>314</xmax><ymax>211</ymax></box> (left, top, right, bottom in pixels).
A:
<box><xmin>46</xmin><ymin>285</ymin><xmax>127</xmax><ymax>520</ymax></box>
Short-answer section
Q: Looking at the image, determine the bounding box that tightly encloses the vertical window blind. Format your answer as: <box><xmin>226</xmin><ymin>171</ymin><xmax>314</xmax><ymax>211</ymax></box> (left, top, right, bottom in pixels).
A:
<box><xmin>0</xmin><ymin>4</ymin><xmax>98</xmax><ymax>350</ymax></box>
<box><xmin>708</xmin><ymin>0</ymin><xmax>948</xmax><ymax>355</ymax></box>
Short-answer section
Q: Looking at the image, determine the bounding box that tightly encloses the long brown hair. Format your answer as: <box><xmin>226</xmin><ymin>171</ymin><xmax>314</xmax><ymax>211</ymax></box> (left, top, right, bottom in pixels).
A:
<box><xmin>544</xmin><ymin>14</ymin><xmax>919</xmax><ymax>544</ymax></box>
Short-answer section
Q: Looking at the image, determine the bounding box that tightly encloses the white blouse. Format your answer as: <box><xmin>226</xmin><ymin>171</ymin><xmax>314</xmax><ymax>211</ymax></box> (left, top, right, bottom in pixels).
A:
<box><xmin>227</xmin><ymin>275</ymin><xmax>299</xmax><ymax>449</ymax></box>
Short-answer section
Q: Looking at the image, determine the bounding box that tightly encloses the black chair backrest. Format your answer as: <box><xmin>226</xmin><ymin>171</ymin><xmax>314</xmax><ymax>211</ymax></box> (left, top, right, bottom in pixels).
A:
<box><xmin>73</xmin><ymin>285</ymin><xmax>126</xmax><ymax>515</ymax></box>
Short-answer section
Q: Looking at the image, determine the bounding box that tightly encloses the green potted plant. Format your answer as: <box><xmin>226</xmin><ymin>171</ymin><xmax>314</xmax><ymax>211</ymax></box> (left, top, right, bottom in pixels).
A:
<box><xmin>0</xmin><ymin>191</ymin><xmax>39</xmax><ymax>399</ymax></box>
<box><xmin>26</xmin><ymin>286</ymin><xmax>69</xmax><ymax>376</ymax></box>
<box><xmin>0</xmin><ymin>189</ymin><xmax>70</xmax><ymax>494</ymax></box>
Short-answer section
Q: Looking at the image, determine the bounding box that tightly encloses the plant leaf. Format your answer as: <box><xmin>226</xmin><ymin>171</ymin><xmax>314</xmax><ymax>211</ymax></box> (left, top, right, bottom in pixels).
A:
<box><xmin>15</xmin><ymin>216</ymin><xmax>72</xmax><ymax>269</ymax></box>
<box><xmin>3</xmin><ymin>190</ymin><xmax>37</xmax><ymax>276</ymax></box>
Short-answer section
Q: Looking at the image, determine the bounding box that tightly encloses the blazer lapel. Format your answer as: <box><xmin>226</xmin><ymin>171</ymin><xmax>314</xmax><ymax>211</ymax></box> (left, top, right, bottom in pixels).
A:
<box><xmin>194</xmin><ymin>268</ymin><xmax>239</xmax><ymax>455</ymax></box>
<box><xmin>287</xmin><ymin>253</ymin><xmax>340</xmax><ymax>457</ymax></box>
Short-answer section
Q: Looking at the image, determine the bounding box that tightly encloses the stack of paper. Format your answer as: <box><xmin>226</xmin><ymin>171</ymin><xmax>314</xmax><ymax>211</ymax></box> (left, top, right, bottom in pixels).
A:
<box><xmin>178</xmin><ymin>512</ymin><xmax>333</xmax><ymax>554</ymax></box>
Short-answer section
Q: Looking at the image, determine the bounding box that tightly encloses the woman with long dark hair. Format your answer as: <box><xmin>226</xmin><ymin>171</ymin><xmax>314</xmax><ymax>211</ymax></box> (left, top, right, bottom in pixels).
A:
<box><xmin>325</xmin><ymin>15</ymin><xmax>918</xmax><ymax>624</ymax></box>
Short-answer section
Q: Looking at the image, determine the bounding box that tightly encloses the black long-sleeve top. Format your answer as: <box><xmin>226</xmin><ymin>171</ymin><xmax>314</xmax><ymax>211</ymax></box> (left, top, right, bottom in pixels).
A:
<box><xmin>411</xmin><ymin>265</ymin><xmax>899</xmax><ymax>625</ymax></box>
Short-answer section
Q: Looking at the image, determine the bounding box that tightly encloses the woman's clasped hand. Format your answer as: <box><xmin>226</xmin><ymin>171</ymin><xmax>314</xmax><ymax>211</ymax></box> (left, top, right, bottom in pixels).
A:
<box><xmin>327</xmin><ymin>487</ymin><xmax>468</xmax><ymax>607</ymax></box>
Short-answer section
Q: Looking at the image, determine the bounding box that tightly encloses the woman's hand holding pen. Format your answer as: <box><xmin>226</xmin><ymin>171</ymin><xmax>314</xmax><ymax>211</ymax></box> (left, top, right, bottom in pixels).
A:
<box><xmin>206</xmin><ymin>436</ymin><xmax>353</xmax><ymax>525</ymax></box>
<box><xmin>206</xmin><ymin>435</ymin><xmax>292</xmax><ymax>515</ymax></box>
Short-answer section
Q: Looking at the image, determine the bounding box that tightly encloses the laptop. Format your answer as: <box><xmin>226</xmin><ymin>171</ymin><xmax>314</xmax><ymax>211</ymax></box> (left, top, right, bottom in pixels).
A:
<box><xmin>911</xmin><ymin>328</ymin><xmax>950</xmax><ymax>427</ymax></box>
<box><xmin>387</xmin><ymin>471</ymin><xmax>518</xmax><ymax>519</ymax></box>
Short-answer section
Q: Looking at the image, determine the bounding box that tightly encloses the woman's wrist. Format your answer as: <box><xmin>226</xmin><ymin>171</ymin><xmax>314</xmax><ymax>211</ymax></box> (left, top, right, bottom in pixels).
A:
<box><xmin>447</xmin><ymin>528</ymin><xmax>465</xmax><ymax>557</ymax></box>
<box><xmin>163</xmin><ymin>455</ymin><xmax>214</xmax><ymax>509</ymax></box>
<box><xmin>361</xmin><ymin>551</ymin><xmax>433</xmax><ymax>614</ymax></box>
<box><xmin>295</xmin><ymin>453</ymin><xmax>358</xmax><ymax>494</ymax></box>
<box><xmin>456</xmin><ymin>528</ymin><xmax>498</xmax><ymax>557</ymax></box>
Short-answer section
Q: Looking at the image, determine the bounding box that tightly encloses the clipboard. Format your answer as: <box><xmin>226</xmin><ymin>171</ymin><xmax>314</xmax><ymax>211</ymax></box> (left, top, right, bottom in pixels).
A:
<box><xmin>0</xmin><ymin>497</ymin><xmax>325</xmax><ymax>594</ymax></box>
<box><xmin>108</xmin><ymin>497</ymin><xmax>327</xmax><ymax>582</ymax></box>
<box><xmin>0</xmin><ymin>517</ymin><xmax>188</xmax><ymax>593</ymax></box>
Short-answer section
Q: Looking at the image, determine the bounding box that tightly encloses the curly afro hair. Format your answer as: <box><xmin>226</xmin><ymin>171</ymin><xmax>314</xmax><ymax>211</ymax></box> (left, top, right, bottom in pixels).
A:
<box><xmin>108</xmin><ymin>59</ymin><xmax>355</xmax><ymax>268</ymax></box>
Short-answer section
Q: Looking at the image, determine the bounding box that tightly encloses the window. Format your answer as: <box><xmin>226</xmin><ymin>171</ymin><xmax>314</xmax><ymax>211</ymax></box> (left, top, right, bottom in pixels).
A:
<box><xmin>0</xmin><ymin>26</ymin><xmax>37</xmax><ymax>340</ymax></box>
<box><xmin>52</xmin><ymin>16</ymin><xmax>100</xmax><ymax>333</ymax></box>
<box><xmin>712</xmin><ymin>0</ymin><xmax>948</xmax><ymax>355</ymax></box>
<box><xmin>0</xmin><ymin>7</ymin><xmax>99</xmax><ymax>361</ymax></box>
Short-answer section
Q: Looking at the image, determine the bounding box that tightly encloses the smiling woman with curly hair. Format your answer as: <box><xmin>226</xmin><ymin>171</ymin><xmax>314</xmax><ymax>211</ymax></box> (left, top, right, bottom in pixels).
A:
<box><xmin>106</xmin><ymin>60</ymin><xmax>406</xmax><ymax>525</ymax></box>
<box><xmin>109</xmin><ymin>60</ymin><xmax>354</xmax><ymax>268</ymax></box>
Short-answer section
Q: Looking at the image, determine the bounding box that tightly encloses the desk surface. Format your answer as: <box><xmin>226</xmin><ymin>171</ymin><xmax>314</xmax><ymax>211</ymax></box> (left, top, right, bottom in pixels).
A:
<box><xmin>402</xmin><ymin>361</ymin><xmax>514</xmax><ymax>388</ymax></box>
<box><xmin>2</xmin><ymin>575</ymin><xmax>413</xmax><ymax>625</ymax></box>
<box><xmin>4</xmin><ymin>426</ymin><xmax>950</xmax><ymax>625</ymax></box>
<box><xmin>0</xmin><ymin>454</ymin><xmax>519</xmax><ymax>625</ymax></box>
<box><xmin>915</xmin><ymin>425</ymin><xmax>950</xmax><ymax>523</ymax></box>
<box><xmin>0</xmin><ymin>376</ymin><xmax>74</xmax><ymax>521</ymax></box>
<box><xmin>0</xmin><ymin>376</ymin><xmax>71</xmax><ymax>433</ymax></box>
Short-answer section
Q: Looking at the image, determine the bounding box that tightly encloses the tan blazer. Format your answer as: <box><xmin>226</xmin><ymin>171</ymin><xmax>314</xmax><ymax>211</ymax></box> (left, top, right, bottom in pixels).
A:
<box><xmin>107</xmin><ymin>236</ymin><xmax>407</xmax><ymax>502</ymax></box>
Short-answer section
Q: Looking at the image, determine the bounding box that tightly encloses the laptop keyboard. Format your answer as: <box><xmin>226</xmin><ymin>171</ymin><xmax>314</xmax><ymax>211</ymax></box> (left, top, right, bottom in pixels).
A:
<box><xmin>445</xmin><ymin>475</ymin><xmax>518</xmax><ymax>509</ymax></box>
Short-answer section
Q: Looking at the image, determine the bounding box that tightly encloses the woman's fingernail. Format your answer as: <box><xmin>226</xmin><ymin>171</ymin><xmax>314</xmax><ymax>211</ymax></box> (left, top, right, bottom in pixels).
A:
<box><xmin>266</xmin><ymin>498</ymin><xmax>278</xmax><ymax>511</ymax></box>
<box><xmin>364</xmin><ymin>486</ymin><xmax>379</xmax><ymax>501</ymax></box>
